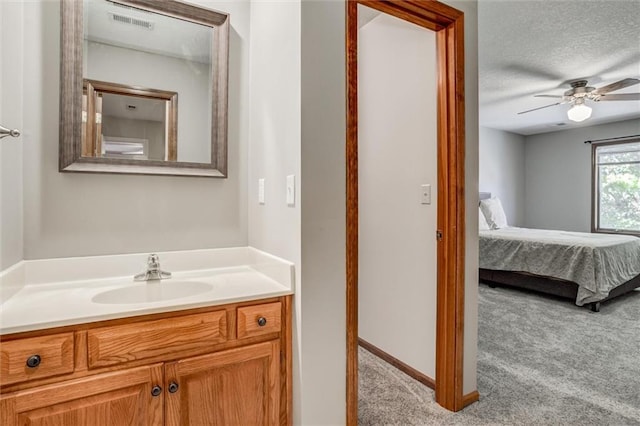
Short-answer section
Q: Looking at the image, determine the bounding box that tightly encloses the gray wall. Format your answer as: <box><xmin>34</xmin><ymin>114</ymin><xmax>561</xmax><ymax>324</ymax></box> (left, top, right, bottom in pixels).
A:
<box><xmin>524</xmin><ymin>118</ymin><xmax>640</xmax><ymax>232</ymax></box>
<box><xmin>21</xmin><ymin>0</ymin><xmax>250</xmax><ymax>260</ymax></box>
<box><xmin>0</xmin><ymin>1</ymin><xmax>24</xmax><ymax>270</ymax></box>
<box><xmin>479</xmin><ymin>126</ymin><xmax>525</xmax><ymax>226</ymax></box>
<box><xmin>300</xmin><ymin>1</ymin><xmax>347</xmax><ymax>422</ymax></box>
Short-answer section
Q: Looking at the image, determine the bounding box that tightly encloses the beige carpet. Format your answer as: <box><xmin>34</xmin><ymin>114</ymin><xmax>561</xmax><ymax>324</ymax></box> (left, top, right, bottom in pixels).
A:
<box><xmin>358</xmin><ymin>284</ymin><xmax>640</xmax><ymax>425</ymax></box>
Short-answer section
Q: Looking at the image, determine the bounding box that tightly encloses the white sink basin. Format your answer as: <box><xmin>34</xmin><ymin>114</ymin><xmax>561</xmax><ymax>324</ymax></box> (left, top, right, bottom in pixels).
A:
<box><xmin>92</xmin><ymin>281</ymin><xmax>212</xmax><ymax>304</ymax></box>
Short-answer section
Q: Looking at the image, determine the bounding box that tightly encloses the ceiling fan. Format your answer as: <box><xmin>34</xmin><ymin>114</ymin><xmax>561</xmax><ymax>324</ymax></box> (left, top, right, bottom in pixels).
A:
<box><xmin>518</xmin><ymin>78</ymin><xmax>640</xmax><ymax>122</ymax></box>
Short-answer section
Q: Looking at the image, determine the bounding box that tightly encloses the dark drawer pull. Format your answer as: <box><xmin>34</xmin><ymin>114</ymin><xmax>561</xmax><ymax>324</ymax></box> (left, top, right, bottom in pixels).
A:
<box><xmin>169</xmin><ymin>381</ymin><xmax>179</xmax><ymax>393</ymax></box>
<box><xmin>151</xmin><ymin>385</ymin><xmax>162</xmax><ymax>397</ymax></box>
<box><xmin>257</xmin><ymin>317</ymin><xmax>267</xmax><ymax>327</ymax></box>
<box><xmin>26</xmin><ymin>355</ymin><xmax>41</xmax><ymax>368</ymax></box>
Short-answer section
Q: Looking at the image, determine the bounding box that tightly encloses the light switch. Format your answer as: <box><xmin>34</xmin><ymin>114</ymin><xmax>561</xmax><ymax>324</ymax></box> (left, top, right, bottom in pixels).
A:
<box><xmin>420</xmin><ymin>184</ymin><xmax>431</xmax><ymax>205</ymax></box>
<box><xmin>258</xmin><ymin>178</ymin><xmax>265</xmax><ymax>204</ymax></box>
<box><xmin>286</xmin><ymin>175</ymin><xmax>295</xmax><ymax>206</ymax></box>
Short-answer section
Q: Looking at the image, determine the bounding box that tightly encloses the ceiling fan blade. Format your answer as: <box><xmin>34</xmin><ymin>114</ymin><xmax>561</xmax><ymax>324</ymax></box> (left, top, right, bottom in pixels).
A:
<box><xmin>517</xmin><ymin>102</ymin><xmax>562</xmax><ymax>115</ymax></box>
<box><xmin>534</xmin><ymin>94</ymin><xmax>564</xmax><ymax>99</ymax></box>
<box><xmin>594</xmin><ymin>78</ymin><xmax>640</xmax><ymax>95</ymax></box>
<box><xmin>595</xmin><ymin>93</ymin><xmax>640</xmax><ymax>101</ymax></box>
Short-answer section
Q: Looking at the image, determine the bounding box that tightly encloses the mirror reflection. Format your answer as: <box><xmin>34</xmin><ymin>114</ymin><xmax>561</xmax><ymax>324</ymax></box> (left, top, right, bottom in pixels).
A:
<box><xmin>83</xmin><ymin>0</ymin><xmax>212</xmax><ymax>164</ymax></box>
<box><xmin>83</xmin><ymin>79</ymin><xmax>178</xmax><ymax>161</ymax></box>
<box><xmin>61</xmin><ymin>0</ymin><xmax>229</xmax><ymax>176</ymax></box>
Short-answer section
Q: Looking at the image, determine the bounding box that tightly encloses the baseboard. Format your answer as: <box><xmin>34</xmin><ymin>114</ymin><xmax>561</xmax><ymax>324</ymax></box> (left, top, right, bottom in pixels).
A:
<box><xmin>358</xmin><ymin>338</ymin><xmax>435</xmax><ymax>390</ymax></box>
<box><xmin>462</xmin><ymin>390</ymin><xmax>479</xmax><ymax>407</ymax></box>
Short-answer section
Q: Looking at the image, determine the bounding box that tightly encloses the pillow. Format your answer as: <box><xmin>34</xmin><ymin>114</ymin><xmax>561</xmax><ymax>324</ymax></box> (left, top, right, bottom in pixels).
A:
<box><xmin>480</xmin><ymin>197</ymin><xmax>508</xmax><ymax>229</ymax></box>
<box><xmin>478</xmin><ymin>207</ymin><xmax>490</xmax><ymax>231</ymax></box>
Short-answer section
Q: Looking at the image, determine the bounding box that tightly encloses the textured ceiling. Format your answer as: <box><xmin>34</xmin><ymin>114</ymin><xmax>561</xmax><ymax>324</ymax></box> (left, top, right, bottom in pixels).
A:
<box><xmin>479</xmin><ymin>0</ymin><xmax>640</xmax><ymax>135</ymax></box>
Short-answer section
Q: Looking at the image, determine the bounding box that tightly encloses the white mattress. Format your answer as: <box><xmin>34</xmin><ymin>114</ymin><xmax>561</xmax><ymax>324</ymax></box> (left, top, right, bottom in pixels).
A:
<box><xmin>479</xmin><ymin>227</ymin><xmax>640</xmax><ymax>305</ymax></box>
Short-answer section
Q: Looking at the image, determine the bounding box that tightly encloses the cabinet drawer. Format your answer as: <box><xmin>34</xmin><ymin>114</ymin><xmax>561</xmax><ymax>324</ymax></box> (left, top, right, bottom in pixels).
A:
<box><xmin>237</xmin><ymin>302</ymin><xmax>281</xmax><ymax>339</ymax></box>
<box><xmin>0</xmin><ymin>332</ymin><xmax>74</xmax><ymax>386</ymax></box>
<box><xmin>87</xmin><ymin>311</ymin><xmax>227</xmax><ymax>368</ymax></box>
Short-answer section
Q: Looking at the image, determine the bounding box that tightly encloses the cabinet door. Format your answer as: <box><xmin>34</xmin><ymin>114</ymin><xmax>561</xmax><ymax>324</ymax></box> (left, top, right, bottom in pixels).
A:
<box><xmin>0</xmin><ymin>364</ymin><xmax>163</xmax><ymax>426</ymax></box>
<box><xmin>165</xmin><ymin>340</ymin><xmax>280</xmax><ymax>426</ymax></box>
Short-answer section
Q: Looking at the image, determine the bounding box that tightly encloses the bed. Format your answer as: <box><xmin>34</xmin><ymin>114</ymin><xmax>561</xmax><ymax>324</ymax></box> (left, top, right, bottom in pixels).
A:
<box><xmin>478</xmin><ymin>193</ymin><xmax>640</xmax><ymax>312</ymax></box>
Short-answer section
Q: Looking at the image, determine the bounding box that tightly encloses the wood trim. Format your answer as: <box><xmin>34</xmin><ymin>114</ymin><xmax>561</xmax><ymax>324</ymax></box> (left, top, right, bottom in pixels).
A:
<box><xmin>434</xmin><ymin>11</ymin><xmax>466</xmax><ymax>413</ymax></box>
<box><xmin>167</xmin><ymin>94</ymin><xmax>178</xmax><ymax>161</ymax></box>
<box><xmin>95</xmin><ymin>93</ymin><xmax>103</xmax><ymax>157</ymax></box>
<box><xmin>84</xmin><ymin>81</ymin><xmax>96</xmax><ymax>157</ymax></box>
<box><xmin>281</xmin><ymin>296</ymin><xmax>293</xmax><ymax>426</ymax></box>
<box><xmin>345</xmin><ymin>2</ymin><xmax>359</xmax><ymax>426</ymax></box>
<box><xmin>83</xmin><ymin>79</ymin><xmax>179</xmax><ymax>101</ymax></box>
<box><xmin>359</xmin><ymin>339</ymin><xmax>435</xmax><ymax>390</ymax></box>
<box><xmin>346</xmin><ymin>0</ymin><xmax>467</xmax><ymax>421</ymax></box>
<box><xmin>462</xmin><ymin>390</ymin><xmax>479</xmax><ymax>407</ymax></box>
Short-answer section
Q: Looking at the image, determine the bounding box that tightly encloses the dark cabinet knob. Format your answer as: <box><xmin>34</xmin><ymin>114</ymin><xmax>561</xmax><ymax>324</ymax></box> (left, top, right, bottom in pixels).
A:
<box><xmin>26</xmin><ymin>355</ymin><xmax>41</xmax><ymax>368</ymax></box>
<box><xmin>257</xmin><ymin>317</ymin><xmax>267</xmax><ymax>327</ymax></box>
<box><xmin>151</xmin><ymin>385</ymin><xmax>162</xmax><ymax>397</ymax></box>
<box><xmin>169</xmin><ymin>381</ymin><xmax>179</xmax><ymax>393</ymax></box>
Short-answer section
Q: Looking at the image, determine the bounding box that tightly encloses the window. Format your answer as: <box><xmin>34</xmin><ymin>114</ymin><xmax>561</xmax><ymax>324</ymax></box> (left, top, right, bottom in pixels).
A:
<box><xmin>592</xmin><ymin>139</ymin><xmax>640</xmax><ymax>235</ymax></box>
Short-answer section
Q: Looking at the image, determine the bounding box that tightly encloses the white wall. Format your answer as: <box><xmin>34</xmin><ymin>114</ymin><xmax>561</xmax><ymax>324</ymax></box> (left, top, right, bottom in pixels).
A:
<box><xmin>358</xmin><ymin>13</ymin><xmax>438</xmax><ymax>378</ymax></box>
<box><xmin>0</xmin><ymin>1</ymin><xmax>24</xmax><ymax>270</ymax></box>
<box><xmin>86</xmin><ymin>41</ymin><xmax>211</xmax><ymax>163</ymax></box>
<box><xmin>247</xmin><ymin>0</ymin><xmax>301</xmax><ymax>423</ymax></box>
<box><xmin>21</xmin><ymin>0</ymin><xmax>250</xmax><ymax>260</ymax></box>
<box><xmin>524</xmin><ymin>118</ymin><xmax>640</xmax><ymax>232</ymax></box>
<box><xmin>479</xmin><ymin>126</ymin><xmax>525</xmax><ymax>226</ymax></box>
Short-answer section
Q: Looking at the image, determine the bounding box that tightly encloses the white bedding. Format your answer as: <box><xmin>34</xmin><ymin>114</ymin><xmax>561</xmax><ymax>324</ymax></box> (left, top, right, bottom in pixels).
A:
<box><xmin>479</xmin><ymin>227</ymin><xmax>640</xmax><ymax>305</ymax></box>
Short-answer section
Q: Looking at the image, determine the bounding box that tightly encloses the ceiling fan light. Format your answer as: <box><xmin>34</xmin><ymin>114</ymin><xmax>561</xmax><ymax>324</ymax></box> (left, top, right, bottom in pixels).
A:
<box><xmin>567</xmin><ymin>103</ymin><xmax>592</xmax><ymax>122</ymax></box>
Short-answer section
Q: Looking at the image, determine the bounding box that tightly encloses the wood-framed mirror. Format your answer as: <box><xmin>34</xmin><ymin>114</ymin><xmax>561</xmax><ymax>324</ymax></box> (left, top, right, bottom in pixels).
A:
<box><xmin>60</xmin><ymin>0</ymin><xmax>229</xmax><ymax>177</ymax></box>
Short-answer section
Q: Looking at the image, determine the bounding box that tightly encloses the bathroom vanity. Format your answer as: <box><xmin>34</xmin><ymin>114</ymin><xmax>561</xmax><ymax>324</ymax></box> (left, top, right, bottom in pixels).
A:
<box><xmin>0</xmin><ymin>248</ymin><xmax>294</xmax><ymax>425</ymax></box>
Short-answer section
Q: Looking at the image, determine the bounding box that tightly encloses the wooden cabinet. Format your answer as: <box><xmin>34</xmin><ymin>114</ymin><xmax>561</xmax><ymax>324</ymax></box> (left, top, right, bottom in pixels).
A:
<box><xmin>0</xmin><ymin>364</ymin><xmax>163</xmax><ymax>426</ymax></box>
<box><xmin>0</xmin><ymin>297</ymin><xmax>292</xmax><ymax>426</ymax></box>
<box><xmin>87</xmin><ymin>311</ymin><xmax>228</xmax><ymax>369</ymax></box>
<box><xmin>0</xmin><ymin>332</ymin><xmax>74</xmax><ymax>386</ymax></box>
<box><xmin>166</xmin><ymin>341</ymin><xmax>280</xmax><ymax>426</ymax></box>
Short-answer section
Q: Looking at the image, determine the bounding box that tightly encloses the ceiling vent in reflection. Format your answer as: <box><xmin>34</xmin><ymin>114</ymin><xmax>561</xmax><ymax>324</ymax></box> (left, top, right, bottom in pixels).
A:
<box><xmin>108</xmin><ymin>12</ymin><xmax>155</xmax><ymax>30</ymax></box>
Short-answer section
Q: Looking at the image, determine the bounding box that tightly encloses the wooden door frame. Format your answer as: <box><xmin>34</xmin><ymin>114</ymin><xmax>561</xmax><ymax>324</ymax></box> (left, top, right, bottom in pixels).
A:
<box><xmin>346</xmin><ymin>0</ymin><xmax>467</xmax><ymax>422</ymax></box>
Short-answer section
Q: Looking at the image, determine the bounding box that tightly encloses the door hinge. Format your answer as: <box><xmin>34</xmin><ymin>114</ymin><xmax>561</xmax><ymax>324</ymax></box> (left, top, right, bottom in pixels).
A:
<box><xmin>436</xmin><ymin>230</ymin><xmax>443</xmax><ymax>241</ymax></box>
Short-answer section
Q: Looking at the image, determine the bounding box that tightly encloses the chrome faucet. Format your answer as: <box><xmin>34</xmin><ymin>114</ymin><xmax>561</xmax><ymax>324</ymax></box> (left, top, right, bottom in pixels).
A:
<box><xmin>134</xmin><ymin>254</ymin><xmax>172</xmax><ymax>281</ymax></box>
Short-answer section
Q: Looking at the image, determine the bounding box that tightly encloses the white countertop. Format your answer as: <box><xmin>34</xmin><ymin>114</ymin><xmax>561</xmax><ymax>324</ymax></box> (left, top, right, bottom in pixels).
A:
<box><xmin>0</xmin><ymin>247</ymin><xmax>294</xmax><ymax>335</ymax></box>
